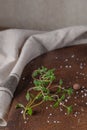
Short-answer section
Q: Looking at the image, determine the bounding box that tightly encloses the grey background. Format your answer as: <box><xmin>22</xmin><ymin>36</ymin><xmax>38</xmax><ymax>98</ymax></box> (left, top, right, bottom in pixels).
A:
<box><xmin>0</xmin><ymin>0</ymin><xmax>87</xmax><ymax>30</ymax></box>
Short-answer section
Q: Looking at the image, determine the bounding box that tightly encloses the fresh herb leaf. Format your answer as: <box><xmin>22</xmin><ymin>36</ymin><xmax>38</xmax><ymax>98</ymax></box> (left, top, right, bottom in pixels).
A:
<box><xmin>16</xmin><ymin>103</ymin><xmax>24</xmax><ymax>109</ymax></box>
<box><xmin>59</xmin><ymin>79</ymin><xmax>63</xmax><ymax>86</ymax></box>
<box><xmin>67</xmin><ymin>106</ymin><xmax>73</xmax><ymax>114</ymax></box>
<box><xmin>43</xmin><ymin>95</ymin><xmax>53</xmax><ymax>101</ymax></box>
<box><xmin>26</xmin><ymin>108</ymin><xmax>33</xmax><ymax>116</ymax></box>
<box><xmin>67</xmin><ymin>88</ymin><xmax>73</xmax><ymax>96</ymax></box>
<box><xmin>26</xmin><ymin>92</ymin><xmax>30</xmax><ymax>101</ymax></box>
<box><xmin>53</xmin><ymin>101</ymin><xmax>59</xmax><ymax>108</ymax></box>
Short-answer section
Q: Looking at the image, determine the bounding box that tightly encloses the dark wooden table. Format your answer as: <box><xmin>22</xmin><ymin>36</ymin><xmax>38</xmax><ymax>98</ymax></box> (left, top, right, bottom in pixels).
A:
<box><xmin>0</xmin><ymin>45</ymin><xmax>87</xmax><ymax>130</ymax></box>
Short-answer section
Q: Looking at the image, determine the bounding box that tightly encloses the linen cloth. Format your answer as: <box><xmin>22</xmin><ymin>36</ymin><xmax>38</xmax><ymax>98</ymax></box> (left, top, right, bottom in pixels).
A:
<box><xmin>0</xmin><ymin>26</ymin><xmax>87</xmax><ymax>126</ymax></box>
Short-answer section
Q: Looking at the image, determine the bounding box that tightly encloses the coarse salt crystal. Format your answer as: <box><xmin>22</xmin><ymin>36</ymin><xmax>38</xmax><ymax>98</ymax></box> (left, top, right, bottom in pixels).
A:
<box><xmin>82</xmin><ymin>86</ymin><xmax>85</xmax><ymax>89</ymax></box>
<box><xmin>60</xmin><ymin>65</ymin><xmax>63</xmax><ymax>69</ymax></box>
<box><xmin>76</xmin><ymin>76</ymin><xmax>78</xmax><ymax>79</ymax></box>
<box><xmin>60</xmin><ymin>108</ymin><xmax>63</xmax><ymax>111</ymax></box>
<box><xmin>76</xmin><ymin>72</ymin><xmax>79</xmax><ymax>74</ymax></box>
<box><xmin>50</xmin><ymin>105</ymin><xmax>52</xmax><ymax>107</ymax></box>
<box><xmin>76</xmin><ymin>91</ymin><xmax>79</xmax><ymax>94</ymax></box>
<box><xmin>80</xmin><ymin>66</ymin><xmax>83</xmax><ymax>69</ymax></box>
<box><xmin>84</xmin><ymin>93</ymin><xmax>87</xmax><ymax>96</ymax></box>
<box><xmin>82</xmin><ymin>95</ymin><xmax>84</xmax><ymax>98</ymax></box>
<box><xmin>76</xmin><ymin>58</ymin><xmax>79</xmax><ymax>60</ymax></box>
<box><xmin>22</xmin><ymin>77</ymin><xmax>25</xmax><ymax>80</ymax></box>
<box><xmin>69</xmin><ymin>65</ymin><xmax>72</xmax><ymax>68</ymax></box>
<box><xmin>49</xmin><ymin>113</ymin><xmax>52</xmax><ymax>116</ymax></box>
<box><xmin>74</xmin><ymin>96</ymin><xmax>77</xmax><ymax>99</ymax></box>
<box><xmin>53</xmin><ymin>121</ymin><xmax>56</xmax><ymax>123</ymax></box>
<box><xmin>24</xmin><ymin>121</ymin><xmax>27</xmax><ymax>124</ymax></box>
<box><xmin>65</xmin><ymin>113</ymin><xmax>67</xmax><ymax>115</ymax></box>
<box><xmin>81</xmin><ymin>90</ymin><xmax>84</xmax><ymax>93</ymax></box>
<box><xmin>67</xmin><ymin>96</ymin><xmax>70</xmax><ymax>99</ymax></box>
<box><xmin>21</xmin><ymin>110</ymin><xmax>23</xmax><ymax>114</ymax></box>
<box><xmin>71</xmin><ymin>54</ymin><xmax>75</xmax><ymax>58</ymax></box>
<box><xmin>74</xmin><ymin>103</ymin><xmax>77</xmax><ymax>106</ymax></box>
<box><xmin>65</xmin><ymin>59</ymin><xmax>68</xmax><ymax>62</ymax></box>
<box><xmin>65</xmin><ymin>65</ymin><xmax>68</xmax><ymax>68</ymax></box>
<box><xmin>47</xmin><ymin>120</ymin><xmax>50</xmax><ymax>123</ymax></box>
<box><xmin>57</xmin><ymin>121</ymin><xmax>60</xmax><ymax>123</ymax></box>
<box><xmin>81</xmin><ymin>107</ymin><xmax>84</xmax><ymax>112</ymax></box>
<box><xmin>65</xmin><ymin>99</ymin><xmax>68</xmax><ymax>102</ymax></box>
<box><xmin>46</xmin><ymin>107</ymin><xmax>48</xmax><ymax>109</ymax></box>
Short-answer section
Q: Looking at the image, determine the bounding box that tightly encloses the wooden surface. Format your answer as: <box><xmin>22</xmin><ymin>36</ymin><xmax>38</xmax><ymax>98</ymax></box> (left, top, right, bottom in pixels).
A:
<box><xmin>0</xmin><ymin>45</ymin><xmax>87</xmax><ymax>130</ymax></box>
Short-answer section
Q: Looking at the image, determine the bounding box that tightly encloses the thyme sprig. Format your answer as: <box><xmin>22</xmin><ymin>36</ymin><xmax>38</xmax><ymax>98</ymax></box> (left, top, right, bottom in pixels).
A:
<box><xmin>16</xmin><ymin>66</ymin><xmax>73</xmax><ymax>119</ymax></box>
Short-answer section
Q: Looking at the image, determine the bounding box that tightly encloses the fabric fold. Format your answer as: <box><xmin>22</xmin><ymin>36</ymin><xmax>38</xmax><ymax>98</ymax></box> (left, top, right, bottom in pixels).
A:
<box><xmin>0</xmin><ymin>26</ymin><xmax>87</xmax><ymax>126</ymax></box>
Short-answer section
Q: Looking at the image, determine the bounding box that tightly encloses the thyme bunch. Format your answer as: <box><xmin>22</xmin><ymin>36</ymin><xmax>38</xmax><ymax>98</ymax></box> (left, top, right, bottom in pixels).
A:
<box><xmin>16</xmin><ymin>66</ymin><xmax>73</xmax><ymax>119</ymax></box>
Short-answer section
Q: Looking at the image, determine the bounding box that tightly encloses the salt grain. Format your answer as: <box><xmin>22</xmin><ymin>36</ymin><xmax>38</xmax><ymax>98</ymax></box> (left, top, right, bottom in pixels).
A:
<box><xmin>80</xmin><ymin>66</ymin><xmax>83</xmax><ymax>69</ymax></box>
<box><xmin>81</xmin><ymin>90</ymin><xmax>84</xmax><ymax>93</ymax></box>
<box><xmin>65</xmin><ymin>99</ymin><xmax>68</xmax><ymax>102</ymax></box>
<box><xmin>82</xmin><ymin>95</ymin><xmax>84</xmax><ymax>98</ymax></box>
<box><xmin>65</xmin><ymin>59</ymin><xmax>68</xmax><ymax>62</ymax></box>
<box><xmin>55</xmin><ymin>57</ymin><xmax>58</xmax><ymax>59</ymax></box>
<box><xmin>49</xmin><ymin>113</ymin><xmax>52</xmax><ymax>116</ymax></box>
<box><xmin>76</xmin><ymin>72</ymin><xmax>79</xmax><ymax>74</ymax></box>
<box><xmin>81</xmin><ymin>107</ymin><xmax>84</xmax><ymax>112</ymax></box>
<box><xmin>50</xmin><ymin>105</ymin><xmax>52</xmax><ymax>107</ymax></box>
<box><xmin>60</xmin><ymin>108</ymin><xmax>63</xmax><ymax>111</ymax></box>
<box><xmin>46</xmin><ymin>107</ymin><xmax>48</xmax><ymax>109</ymax></box>
<box><xmin>76</xmin><ymin>58</ymin><xmax>79</xmax><ymax>61</ymax></box>
<box><xmin>74</xmin><ymin>114</ymin><xmax>77</xmax><ymax>117</ymax></box>
<box><xmin>57</xmin><ymin>121</ymin><xmax>60</xmax><ymax>123</ymax></box>
<box><xmin>47</xmin><ymin>120</ymin><xmax>50</xmax><ymax>123</ymax></box>
<box><xmin>76</xmin><ymin>76</ymin><xmax>78</xmax><ymax>79</ymax></box>
<box><xmin>53</xmin><ymin>121</ymin><xmax>56</xmax><ymax>123</ymax></box>
<box><xmin>22</xmin><ymin>77</ymin><xmax>25</xmax><ymax>80</ymax></box>
<box><xmin>86</xmin><ymin>102</ymin><xmax>87</xmax><ymax>105</ymax></box>
<box><xmin>74</xmin><ymin>97</ymin><xmax>77</xmax><ymax>99</ymax></box>
<box><xmin>21</xmin><ymin>110</ymin><xmax>23</xmax><ymax>114</ymax></box>
<box><xmin>82</xmin><ymin>86</ymin><xmax>85</xmax><ymax>89</ymax></box>
<box><xmin>76</xmin><ymin>91</ymin><xmax>79</xmax><ymax>94</ymax></box>
<box><xmin>84</xmin><ymin>93</ymin><xmax>87</xmax><ymax>96</ymax></box>
<box><xmin>24</xmin><ymin>121</ymin><xmax>27</xmax><ymax>124</ymax></box>
<box><xmin>65</xmin><ymin>113</ymin><xmax>67</xmax><ymax>115</ymax></box>
<box><xmin>74</xmin><ymin>103</ymin><xmax>77</xmax><ymax>106</ymax></box>
<box><xmin>69</xmin><ymin>65</ymin><xmax>72</xmax><ymax>68</ymax></box>
<box><xmin>65</xmin><ymin>65</ymin><xmax>68</xmax><ymax>68</ymax></box>
<box><xmin>60</xmin><ymin>65</ymin><xmax>63</xmax><ymax>69</ymax></box>
<box><xmin>71</xmin><ymin>54</ymin><xmax>75</xmax><ymax>58</ymax></box>
<box><xmin>67</xmin><ymin>96</ymin><xmax>70</xmax><ymax>99</ymax></box>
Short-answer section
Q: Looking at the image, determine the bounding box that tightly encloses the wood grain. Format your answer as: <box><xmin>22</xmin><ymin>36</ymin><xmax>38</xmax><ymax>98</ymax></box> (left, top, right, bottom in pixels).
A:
<box><xmin>0</xmin><ymin>45</ymin><xmax>87</xmax><ymax>130</ymax></box>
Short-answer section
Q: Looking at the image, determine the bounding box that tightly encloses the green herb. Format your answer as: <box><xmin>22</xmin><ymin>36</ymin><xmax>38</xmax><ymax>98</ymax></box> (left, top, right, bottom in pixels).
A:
<box><xmin>16</xmin><ymin>66</ymin><xmax>74</xmax><ymax>119</ymax></box>
<box><xmin>25</xmin><ymin>92</ymin><xmax>30</xmax><ymax>101</ymax></box>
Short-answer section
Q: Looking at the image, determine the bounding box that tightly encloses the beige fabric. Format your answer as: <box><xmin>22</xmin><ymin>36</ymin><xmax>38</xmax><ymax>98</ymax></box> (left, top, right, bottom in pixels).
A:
<box><xmin>0</xmin><ymin>0</ymin><xmax>87</xmax><ymax>30</ymax></box>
